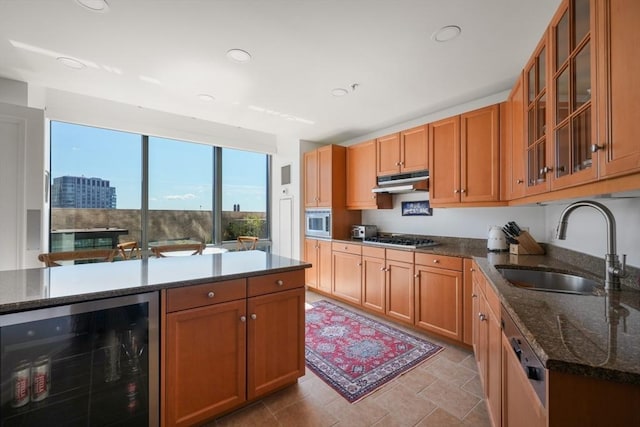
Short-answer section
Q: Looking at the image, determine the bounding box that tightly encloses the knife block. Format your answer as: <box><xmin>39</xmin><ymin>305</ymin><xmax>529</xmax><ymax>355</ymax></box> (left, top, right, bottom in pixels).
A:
<box><xmin>509</xmin><ymin>231</ymin><xmax>545</xmax><ymax>255</ymax></box>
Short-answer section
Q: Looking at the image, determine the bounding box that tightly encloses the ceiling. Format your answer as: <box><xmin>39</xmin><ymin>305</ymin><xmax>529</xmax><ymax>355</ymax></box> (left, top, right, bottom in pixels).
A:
<box><xmin>0</xmin><ymin>0</ymin><xmax>561</xmax><ymax>143</ymax></box>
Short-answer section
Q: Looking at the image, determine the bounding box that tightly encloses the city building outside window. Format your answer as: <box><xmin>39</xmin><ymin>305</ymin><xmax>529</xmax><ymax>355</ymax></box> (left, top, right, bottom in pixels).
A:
<box><xmin>49</xmin><ymin>121</ymin><xmax>271</xmax><ymax>256</ymax></box>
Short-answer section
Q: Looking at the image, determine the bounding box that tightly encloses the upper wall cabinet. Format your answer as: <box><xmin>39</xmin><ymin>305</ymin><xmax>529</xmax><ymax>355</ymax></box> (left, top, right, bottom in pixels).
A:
<box><xmin>547</xmin><ymin>0</ymin><xmax>598</xmax><ymax>190</ymax></box>
<box><xmin>595</xmin><ymin>0</ymin><xmax>640</xmax><ymax>178</ymax></box>
<box><xmin>376</xmin><ymin>126</ymin><xmax>428</xmax><ymax>177</ymax></box>
<box><xmin>304</xmin><ymin>145</ymin><xmax>346</xmax><ymax>208</ymax></box>
<box><xmin>516</xmin><ymin>0</ymin><xmax>640</xmax><ymax>200</ymax></box>
<box><xmin>346</xmin><ymin>140</ymin><xmax>392</xmax><ymax>210</ymax></box>
<box><xmin>503</xmin><ymin>74</ymin><xmax>526</xmax><ymax>200</ymax></box>
<box><xmin>524</xmin><ymin>31</ymin><xmax>551</xmax><ymax>196</ymax></box>
<box><xmin>429</xmin><ymin>105</ymin><xmax>501</xmax><ymax>206</ymax></box>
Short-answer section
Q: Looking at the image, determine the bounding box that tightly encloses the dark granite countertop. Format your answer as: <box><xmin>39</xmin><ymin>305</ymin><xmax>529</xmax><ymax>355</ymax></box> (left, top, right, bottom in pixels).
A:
<box><xmin>328</xmin><ymin>236</ymin><xmax>640</xmax><ymax>385</ymax></box>
<box><xmin>474</xmin><ymin>254</ymin><xmax>640</xmax><ymax>386</ymax></box>
<box><xmin>0</xmin><ymin>251</ymin><xmax>310</xmax><ymax>314</ymax></box>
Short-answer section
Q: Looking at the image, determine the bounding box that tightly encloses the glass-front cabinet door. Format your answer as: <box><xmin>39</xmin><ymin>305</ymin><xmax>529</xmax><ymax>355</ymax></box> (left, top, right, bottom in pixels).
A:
<box><xmin>524</xmin><ymin>31</ymin><xmax>550</xmax><ymax>195</ymax></box>
<box><xmin>550</xmin><ymin>0</ymin><xmax>598</xmax><ymax>188</ymax></box>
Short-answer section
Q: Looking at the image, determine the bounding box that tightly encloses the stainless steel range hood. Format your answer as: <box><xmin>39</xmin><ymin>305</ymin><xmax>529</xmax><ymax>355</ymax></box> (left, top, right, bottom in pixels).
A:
<box><xmin>372</xmin><ymin>170</ymin><xmax>429</xmax><ymax>194</ymax></box>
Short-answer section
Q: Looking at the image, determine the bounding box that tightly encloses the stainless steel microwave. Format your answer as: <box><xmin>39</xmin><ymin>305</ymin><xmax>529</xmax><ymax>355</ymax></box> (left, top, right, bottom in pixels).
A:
<box><xmin>305</xmin><ymin>209</ymin><xmax>331</xmax><ymax>238</ymax></box>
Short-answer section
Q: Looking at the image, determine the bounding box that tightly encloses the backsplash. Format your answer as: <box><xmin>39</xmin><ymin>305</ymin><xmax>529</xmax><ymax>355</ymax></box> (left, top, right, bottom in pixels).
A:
<box><xmin>361</xmin><ymin>193</ymin><xmax>546</xmax><ymax>240</ymax></box>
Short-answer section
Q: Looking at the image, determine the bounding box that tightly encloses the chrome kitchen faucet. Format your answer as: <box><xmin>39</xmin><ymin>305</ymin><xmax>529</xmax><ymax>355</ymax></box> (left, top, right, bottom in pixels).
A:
<box><xmin>555</xmin><ymin>200</ymin><xmax>626</xmax><ymax>291</ymax></box>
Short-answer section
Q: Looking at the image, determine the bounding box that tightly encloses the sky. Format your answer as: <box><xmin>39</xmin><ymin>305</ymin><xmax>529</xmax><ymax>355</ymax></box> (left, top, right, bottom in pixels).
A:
<box><xmin>50</xmin><ymin>121</ymin><xmax>267</xmax><ymax>212</ymax></box>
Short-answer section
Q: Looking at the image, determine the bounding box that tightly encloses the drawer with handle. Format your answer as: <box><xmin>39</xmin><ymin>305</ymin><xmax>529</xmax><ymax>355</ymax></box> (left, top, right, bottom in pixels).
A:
<box><xmin>248</xmin><ymin>269</ymin><xmax>305</xmax><ymax>297</ymax></box>
<box><xmin>165</xmin><ymin>278</ymin><xmax>247</xmax><ymax>312</ymax></box>
<box><xmin>415</xmin><ymin>253</ymin><xmax>463</xmax><ymax>271</ymax></box>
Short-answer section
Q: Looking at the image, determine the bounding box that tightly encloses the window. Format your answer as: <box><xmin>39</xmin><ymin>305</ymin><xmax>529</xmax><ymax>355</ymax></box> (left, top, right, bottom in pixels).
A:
<box><xmin>148</xmin><ymin>136</ymin><xmax>213</xmax><ymax>244</ymax></box>
<box><xmin>49</xmin><ymin>121</ymin><xmax>270</xmax><ymax>255</ymax></box>
<box><xmin>222</xmin><ymin>147</ymin><xmax>268</xmax><ymax>240</ymax></box>
<box><xmin>50</xmin><ymin>121</ymin><xmax>141</xmax><ymax>251</ymax></box>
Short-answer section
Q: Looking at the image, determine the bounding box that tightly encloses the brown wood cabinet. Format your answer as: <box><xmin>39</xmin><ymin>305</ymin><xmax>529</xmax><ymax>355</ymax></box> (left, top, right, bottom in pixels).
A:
<box><xmin>462</xmin><ymin>258</ymin><xmax>474</xmax><ymax>346</ymax></box>
<box><xmin>163</xmin><ymin>271</ymin><xmax>305</xmax><ymax>426</ymax></box>
<box><xmin>246</xmin><ymin>287</ymin><xmax>305</xmax><ymax>399</ymax></box>
<box><xmin>304</xmin><ymin>145</ymin><xmax>338</xmax><ymax>207</ymax></box>
<box><xmin>362</xmin><ymin>246</ymin><xmax>386</xmax><ymax>314</ymax></box>
<box><xmin>510</xmin><ymin>0</ymin><xmax>640</xmax><ymax>203</ymax></box>
<box><xmin>165</xmin><ymin>297</ymin><xmax>247</xmax><ymax>427</ymax></box>
<box><xmin>331</xmin><ymin>242</ymin><xmax>362</xmax><ymax>305</ymax></box>
<box><xmin>472</xmin><ymin>265</ymin><xmax>502</xmax><ymax>427</ymax></box>
<box><xmin>346</xmin><ymin>140</ymin><xmax>392</xmax><ymax>210</ymax></box>
<box><xmin>304</xmin><ymin>238</ymin><xmax>332</xmax><ymax>294</ymax></box>
<box><xmin>503</xmin><ymin>74</ymin><xmax>526</xmax><ymax>201</ymax></box>
<box><xmin>595</xmin><ymin>0</ymin><xmax>640</xmax><ymax>179</ymax></box>
<box><xmin>376</xmin><ymin>126</ymin><xmax>428</xmax><ymax>176</ymax></box>
<box><xmin>385</xmin><ymin>250</ymin><xmax>414</xmax><ymax>325</ymax></box>
<box><xmin>429</xmin><ymin>105</ymin><xmax>501</xmax><ymax>206</ymax></box>
<box><xmin>414</xmin><ymin>254</ymin><xmax>463</xmax><ymax>341</ymax></box>
<box><xmin>501</xmin><ymin>334</ymin><xmax>546</xmax><ymax>427</ymax></box>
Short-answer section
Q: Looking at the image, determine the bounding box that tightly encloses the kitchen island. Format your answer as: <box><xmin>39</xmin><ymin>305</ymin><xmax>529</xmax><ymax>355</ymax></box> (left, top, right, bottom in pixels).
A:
<box><xmin>0</xmin><ymin>250</ymin><xmax>310</xmax><ymax>427</ymax></box>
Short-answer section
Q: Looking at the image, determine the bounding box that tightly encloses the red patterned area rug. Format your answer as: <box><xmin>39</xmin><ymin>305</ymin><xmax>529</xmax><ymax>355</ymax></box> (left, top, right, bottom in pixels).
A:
<box><xmin>305</xmin><ymin>300</ymin><xmax>443</xmax><ymax>403</ymax></box>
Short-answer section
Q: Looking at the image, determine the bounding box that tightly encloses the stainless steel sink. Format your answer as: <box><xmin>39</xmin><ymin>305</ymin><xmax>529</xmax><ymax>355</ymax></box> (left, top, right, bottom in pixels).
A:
<box><xmin>496</xmin><ymin>267</ymin><xmax>602</xmax><ymax>295</ymax></box>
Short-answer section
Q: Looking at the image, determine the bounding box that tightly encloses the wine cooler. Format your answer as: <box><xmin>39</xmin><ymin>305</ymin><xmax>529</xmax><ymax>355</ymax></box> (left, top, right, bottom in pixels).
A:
<box><xmin>0</xmin><ymin>292</ymin><xmax>159</xmax><ymax>426</ymax></box>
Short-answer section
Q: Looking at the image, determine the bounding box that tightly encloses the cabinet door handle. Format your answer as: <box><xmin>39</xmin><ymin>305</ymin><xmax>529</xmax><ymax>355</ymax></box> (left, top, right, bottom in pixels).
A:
<box><xmin>251</xmin><ymin>314</ymin><xmax>257</xmax><ymax>320</ymax></box>
<box><xmin>240</xmin><ymin>316</ymin><xmax>247</xmax><ymax>322</ymax></box>
<box><xmin>470</xmin><ymin>268</ymin><xmax>475</xmax><ymax>272</ymax></box>
<box><xmin>472</xmin><ymin>294</ymin><xmax>478</xmax><ymax>298</ymax></box>
<box><xmin>276</xmin><ymin>279</ymin><xmax>284</xmax><ymax>286</ymax></box>
<box><xmin>357</xmin><ymin>262</ymin><xmax>362</xmax><ymax>267</ymax></box>
<box><xmin>460</xmin><ymin>189</ymin><xmax>466</xmax><ymax>193</ymax></box>
<box><xmin>516</xmin><ymin>179</ymin><xmax>524</xmax><ymax>184</ymax></box>
<box><xmin>433</xmin><ymin>259</ymin><xmax>439</xmax><ymax>264</ymax></box>
<box><xmin>380</xmin><ymin>267</ymin><xmax>386</xmax><ymax>271</ymax></box>
<box><xmin>207</xmin><ymin>291</ymin><xmax>215</xmax><ymax>298</ymax></box>
<box><xmin>591</xmin><ymin>143</ymin><xmax>605</xmax><ymax>153</ymax></box>
<box><xmin>478</xmin><ymin>313</ymin><xmax>487</xmax><ymax>321</ymax></box>
<box><xmin>542</xmin><ymin>166</ymin><xmax>553</xmax><ymax>174</ymax></box>
<box><xmin>399</xmin><ymin>161</ymin><xmax>404</xmax><ymax>166</ymax></box>
<box><xmin>396</xmin><ymin>161</ymin><xmax>401</xmax><ymax>166</ymax></box>
<box><xmin>414</xmin><ymin>273</ymin><xmax>419</xmax><ymax>278</ymax></box>
<box><xmin>454</xmin><ymin>189</ymin><xmax>460</xmax><ymax>194</ymax></box>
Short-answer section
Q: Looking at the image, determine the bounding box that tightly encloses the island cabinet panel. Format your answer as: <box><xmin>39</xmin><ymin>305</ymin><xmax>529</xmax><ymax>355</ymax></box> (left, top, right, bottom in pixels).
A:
<box><xmin>163</xmin><ymin>269</ymin><xmax>306</xmax><ymax>426</ymax></box>
<box><xmin>165</xmin><ymin>279</ymin><xmax>246</xmax><ymax>312</ymax></box>
<box><xmin>248</xmin><ymin>270</ymin><xmax>305</xmax><ymax>296</ymax></box>
<box><xmin>247</xmin><ymin>287</ymin><xmax>305</xmax><ymax>400</ymax></box>
<box><xmin>165</xmin><ymin>299</ymin><xmax>247</xmax><ymax>427</ymax></box>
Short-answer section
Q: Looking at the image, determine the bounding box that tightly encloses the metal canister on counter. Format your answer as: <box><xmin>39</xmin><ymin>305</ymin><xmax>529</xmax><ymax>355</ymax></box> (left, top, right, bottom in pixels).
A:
<box><xmin>12</xmin><ymin>360</ymin><xmax>31</xmax><ymax>407</ymax></box>
<box><xmin>31</xmin><ymin>356</ymin><xmax>51</xmax><ymax>402</ymax></box>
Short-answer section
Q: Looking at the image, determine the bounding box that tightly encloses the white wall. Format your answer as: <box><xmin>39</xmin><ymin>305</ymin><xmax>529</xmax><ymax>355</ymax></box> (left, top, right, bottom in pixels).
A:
<box><xmin>26</xmin><ymin>86</ymin><xmax>278</xmax><ymax>154</ymax></box>
<box><xmin>543</xmin><ymin>197</ymin><xmax>640</xmax><ymax>268</ymax></box>
<box><xmin>362</xmin><ymin>192</ymin><xmax>546</xmax><ymax>241</ymax></box>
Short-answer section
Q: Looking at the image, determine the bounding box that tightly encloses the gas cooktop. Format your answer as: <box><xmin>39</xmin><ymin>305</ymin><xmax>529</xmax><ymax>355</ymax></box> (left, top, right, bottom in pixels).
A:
<box><xmin>363</xmin><ymin>235</ymin><xmax>439</xmax><ymax>249</ymax></box>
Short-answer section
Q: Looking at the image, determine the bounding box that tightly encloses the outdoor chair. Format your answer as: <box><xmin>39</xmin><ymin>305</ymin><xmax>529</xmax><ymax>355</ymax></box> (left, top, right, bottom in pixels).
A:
<box><xmin>117</xmin><ymin>241</ymin><xmax>141</xmax><ymax>260</ymax></box>
<box><xmin>151</xmin><ymin>243</ymin><xmax>204</xmax><ymax>257</ymax></box>
<box><xmin>236</xmin><ymin>236</ymin><xmax>258</xmax><ymax>251</ymax></box>
<box><xmin>38</xmin><ymin>249</ymin><xmax>119</xmax><ymax>267</ymax></box>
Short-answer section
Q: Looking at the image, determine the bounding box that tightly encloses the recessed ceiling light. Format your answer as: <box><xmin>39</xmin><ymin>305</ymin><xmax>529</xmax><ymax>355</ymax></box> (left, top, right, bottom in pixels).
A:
<box><xmin>57</xmin><ymin>56</ymin><xmax>86</xmax><ymax>69</ymax></box>
<box><xmin>75</xmin><ymin>0</ymin><xmax>110</xmax><ymax>12</ymax></box>
<box><xmin>331</xmin><ymin>88</ymin><xmax>349</xmax><ymax>97</ymax></box>
<box><xmin>432</xmin><ymin>25</ymin><xmax>462</xmax><ymax>42</ymax></box>
<box><xmin>226</xmin><ymin>49</ymin><xmax>252</xmax><ymax>63</ymax></box>
<box><xmin>197</xmin><ymin>94</ymin><xmax>215</xmax><ymax>102</ymax></box>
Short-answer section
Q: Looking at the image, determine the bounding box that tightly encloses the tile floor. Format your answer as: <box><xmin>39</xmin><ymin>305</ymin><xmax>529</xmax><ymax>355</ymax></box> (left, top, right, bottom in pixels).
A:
<box><xmin>205</xmin><ymin>291</ymin><xmax>490</xmax><ymax>427</ymax></box>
